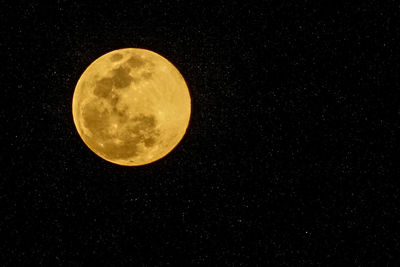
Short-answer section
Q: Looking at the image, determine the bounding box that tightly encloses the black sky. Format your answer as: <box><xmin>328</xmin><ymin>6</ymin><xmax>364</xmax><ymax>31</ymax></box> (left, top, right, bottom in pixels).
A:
<box><xmin>2</xmin><ymin>1</ymin><xmax>400</xmax><ymax>266</ymax></box>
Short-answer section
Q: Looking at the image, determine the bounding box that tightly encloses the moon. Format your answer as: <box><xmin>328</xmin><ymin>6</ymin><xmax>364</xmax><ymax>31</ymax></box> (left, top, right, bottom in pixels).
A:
<box><xmin>72</xmin><ymin>48</ymin><xmax>191</xmax><ymax>166</ymax></box>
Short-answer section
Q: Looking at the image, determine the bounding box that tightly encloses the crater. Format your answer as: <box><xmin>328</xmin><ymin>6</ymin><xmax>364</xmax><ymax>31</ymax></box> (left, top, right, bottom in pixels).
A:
<box><xmin>126</xmin><ymin>114</ymin><xmax>159</xmax><ymax>148</ymax></box>
<box><xmin>127</xmin><ymin>55</ymin><xmax>145</xmax><ymax>68</ymax></box>
<box><xmin>85</xmin><ymin>113</ymin><xmax>160</xmax><ymax>161</ymax></box>
<box><xmin>102</xmin><ymin>138</ymin><xmax>141</xmax><ymax>159</ymax></box>
<box><xmin>143</xmin><ymin>136</ymin><xmax>156</xmax><ymax>147</ymax></box>
<box><xmin>142</xmin><ymin>71</ymin><xmax>152</xmax><ymax>80</ymax></box>
<box><xmin>98</xmin><ymin>114</ymin><xmax>160</xmax><ymax>160</ymax></box>
<box><xmin>131</xmin><ymin>114</ymin><xmax>157</xmax><ymax>128</ymax></box>
<box><xmin>110</xmin><ymin>53</ymin><xmax>123</xmax><ymax>62</ymax></box>
<box><xmin>112</xmin><ymin>66</ymin><xmax>133</xmax><ymax>88</ymax></box>
<box><xmin>111</xmin><ymin>104</ymin><xmax>129</xmax><ymax>124</ymax></box>
<box><xmin>82</xmin><ymin>101</ymin><xmax>110</xmax><ymax>140</ymax></box>
<box><xmin>108</xmin><ymin>92</ymin><xmax>119</xmax><ymax>106</ymax></box>
<box><xmin>93</xmin><ymin>77</ymin><xmax>113</xmax><ymax>98</ymax></box>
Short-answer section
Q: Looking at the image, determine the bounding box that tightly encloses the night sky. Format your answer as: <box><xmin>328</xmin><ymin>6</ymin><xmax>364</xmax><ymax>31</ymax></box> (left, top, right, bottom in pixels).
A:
<box><xmin>2</xmin><ymin>1</ymin><xmax>400</xmax><ymax>266</ymax></box>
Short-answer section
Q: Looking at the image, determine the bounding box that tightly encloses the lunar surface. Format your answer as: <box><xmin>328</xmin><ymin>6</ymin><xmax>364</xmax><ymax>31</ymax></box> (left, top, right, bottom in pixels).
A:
<box><xmin>72</xmin><ymin>48</ymin><xmax>191</xmax><ymax>166</ymax></box>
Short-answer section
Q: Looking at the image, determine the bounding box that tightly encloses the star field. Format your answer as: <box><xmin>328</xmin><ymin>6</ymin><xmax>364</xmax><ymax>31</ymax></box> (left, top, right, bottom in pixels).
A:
<box><xmin>2</xmin><ymin>1</ymin><xmax>400</xmax><ymax>265</ymax></box>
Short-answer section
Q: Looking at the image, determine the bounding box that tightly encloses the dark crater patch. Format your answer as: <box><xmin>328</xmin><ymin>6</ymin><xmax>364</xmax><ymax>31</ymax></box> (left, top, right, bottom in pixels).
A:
<box><xmin>104</xmin><ymin>114</ymin><xmax>160</xmax><ymax>160</ymax></box>
<box><xmin>108</xmin><ymin>93</ymin><xmax>119</xmax><ymax>106</ymax></box>
<box><xmin>112</xmin><ymin>105</ymin><xmax>129</xmax><ymax>124</ymax></box>
<box><xmin>110</xmin><ymin>53</ymin><xmax>123</xmax><ymax>62</ymax></box>
<box><xmin>143</xmin><ymin>136</ymin><xmax>156</xmax><ymax>147</ymax></box>
<box><xmin>112</xmin><ymin>66</ymin><xmax>133</xmax><ymax>88</ymax></box>
<box><xmin>82</xmin><ymin>100</ymin><xmax>160</xmax><ymax>160</ymax></box>
<box><xmin>142</xmin><ymin>71</ymin><xmax>152</xmax><ymax>80</ymax></box>
<box><xmin>102</xmin><ymin>139</ymin><xmax>140</xmax><ymax>159</ymax></box>
<box><xmin>127</xmin><ymin>55</ymin><xmax>145</xmax><ymax>68</ymax></box>
<box><xmin>131</xmin><ymin>114</ymin><xmax>157</xmax><ymax>128</ymax></box>
<box><xmin>127</xmin><ymin>114</ymin><xmax>159</xmax><ymax>148</ymax></box>
<box><xmin>93</xmin><ymin>66</ymin><xmax>133</xmax><ymax>99</ymax></box>
<box><xmin>93</xmin><ymin>77</ymin><xmax>113</xmax><ymax>98</ymax></box>
<box><xmin>82</xmin><ymin>101</ymin><xmax>110</xmax><ymax>140</ymax></box>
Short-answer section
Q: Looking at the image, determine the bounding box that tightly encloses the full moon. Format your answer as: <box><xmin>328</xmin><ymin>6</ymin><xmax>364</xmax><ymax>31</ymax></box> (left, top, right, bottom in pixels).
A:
<box><xmin>72</xmin><ymin>48</ymin><xmax>191</xmax><ymax>166</ymax></box>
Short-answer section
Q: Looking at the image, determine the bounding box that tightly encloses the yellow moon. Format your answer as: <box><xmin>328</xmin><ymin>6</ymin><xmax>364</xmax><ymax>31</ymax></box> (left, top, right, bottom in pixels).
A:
<box><xmin>72</xmin><ymin>48</ymin><xmax>191</xmax><ymax>166</ymax></box>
